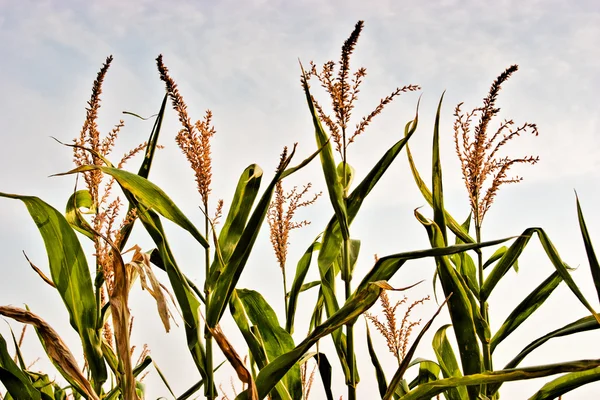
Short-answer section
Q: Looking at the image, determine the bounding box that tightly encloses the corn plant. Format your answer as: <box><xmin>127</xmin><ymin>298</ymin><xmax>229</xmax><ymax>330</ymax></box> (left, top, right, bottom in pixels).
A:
<box><xmin>2</xmin><ymin>20</ymin><xmax>600</xmax><ymax>400</ymax></box>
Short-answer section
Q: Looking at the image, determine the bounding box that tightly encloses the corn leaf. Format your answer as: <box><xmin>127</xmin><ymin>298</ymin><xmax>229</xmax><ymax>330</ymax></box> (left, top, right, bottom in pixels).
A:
<box><xmin>414</xmin><ymin>211</ymin><xmax>482</xmax><ymax>389</ymax></box>
<box><xmin>490</xmin><ymin>271</ymin><xmax>563</xmax><ymax>353</ymax></box>
<box><xmin>528</xmin><ymin>366</ymin><xmax>600</xmax><ymax>400</ymax></box>
<box><xmin>366</xmin><ymin>323</ymin><xmax>388</xmax><ymax>398</ymax></box>
<box><xmin>399</xmin><ymin>359</ymin><xmax>600</xmax><ymax>400</ymax></box>
<box><xmin>286</xmin><ymin>239</ymin><xmax>321</xmax><ymax>334</ymax></box>
<box><xmin>0</xmin><ymin>306</ymin><xmax>99</xmax><ymax>400</ymax></box>
<box><xmin>0</xmin><ymin>333</ymin><xmax>42</xmax><ymax>400</ymax></box>
<box><xmin>576</xmin><ymin>194</ymin><xmax>600</xmax><ymax>305</ymax></box>
<box><xmin>229</xmin><ymin>291</ymin><xmax>291</xmax><ymax>400</ymax></box>
<box><xmin>408</xmin><ymin>360</ymin><xmax>440</xmax><ymax>388</ymax></box>
<box><xmin>432</xmin><ymin>325</ymin><xmax>469</xmax><ymax>400</ymax></box>
<box><xmin>207</xmin><ymin>163</ymin><xmax>285</xmax><ymax>327</ymax></box>
<box><xmin>482</xmin><ymin>228</ymin><xmax>599</xmax><ymax>324</ymax></box>
<box><xmin>312</xmin><ymin>353</ymin><xmax>334</xmax><ymax>400</ymax></box>
<box><xmin>236</xmin><ymin>289</ymin><xmax>301</xmax><ymax>399</ymax></box>
<box><xmin>236</xmin><ymin>237</ymin><xmax>506</xmax><ymax>399</ymax></box>
<box><xmin>64</xmin><ymin>190</ymin><xmax>95</xmax><ymax>240</ymax></box>
<box><xmin>0</xmin><ymin>193</ymin><xmax>106</xmax><ymax>390</ymax></box>
<box><xmin>504</xmin><ymin>315</ymin><xmax>600</xmax><ymax>370</ymax></box>
<box><xmin>56</xmin><ymin>165</ymin><xmax>209</xmax><ymax>248</ymax></box>
<box><xmin>431</xmin><ymin>92</ymin><xmax>447</xmax><ymax>245</ymax></box>
<box><xmin>318</xmin><ymin>111</ymin><xmax>419</xmax><ymax>274</ymax></box>
<box><xmin>117</xmin><ymin>93</ymin><xmax>168</xmax><ymax>251</ymax></box>
<box><xmin>208</xmin><ymin>165</ymin><xmax>262</xmax><ymax>287</ymax></box>
<box><xmin>405</xmin><ymin>131</ymin><xmax>476</xmax><ymax>246</ymax></box>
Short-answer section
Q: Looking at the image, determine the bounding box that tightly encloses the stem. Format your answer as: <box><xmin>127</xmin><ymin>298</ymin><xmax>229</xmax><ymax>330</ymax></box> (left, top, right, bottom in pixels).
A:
<box><xmin>204</xmin><ymin>200</ymin><xmax>215</xmax><ymax>400</ymax></box>
<box><xmin>282</xmin><ymin>266</ymin><xmax>288</xmax><ymax>322</ymax></box>
<box><xmin>476</xmin><ymin>223</ymin><xmax>492</xmax><ymax>397</ymax></box>
<box><xmin>341</xmin><ymin>129</ymin><xmax>356</xmax><ymax>400</ymax></box>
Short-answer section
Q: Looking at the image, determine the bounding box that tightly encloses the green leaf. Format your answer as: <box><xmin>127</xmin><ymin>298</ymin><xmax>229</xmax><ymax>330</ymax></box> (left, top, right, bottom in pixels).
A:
<box><xmin>366</xmin><ymin>323</ymin><xmax>388</xmax><ymax>398</ymax></box>
<box><xmin>490</xmin><ymin>271</ymin><xmax>563</xmax><ymax>353</ymax></box>
<box><xmin>317</xmin><ymin>109</ymin><xmax>419</xmax><ymax>275</ymax></box>
<box><xmin>286</xmin><ymin>239</ymin><xmax>321</xmax><ymax>334</ymax></box>
<box><xmin>312</xmin><ymin>353</ymin><xmax>334</xmax><ymax>400</ymax></box>
<box><xmin>0</xmin><ymin>193</ymin><xmax>106</xmax><ymax>389</ymax></box>
<box><xmin>432</xmin><ymin>325</ymin><xmax>469</xmax><ymax>400</ymax></box>
<box><xmin>528</xmin><ymin>365</ymin><xmax>600</xmax><ymax>400</ymax></box>
<box><xmin>117</xmin><ymin>93</ymin><xmax>168</xmax><ymax>251</ymax></box>
<box><xmin>56</xmin><ymin>166</ymin><xmax>209</xmax><ymax>249</ymax></box>
<box><xmin>337</xmin><ymin>161</ymin><xmax>354</xmax><ymax>194</ymax></box>
<box><xmin>482</xmin><ymin>246</ymin><xmax>508</xmax><ymax>270</ymax></box>
<box><xmin>236</xmin><ymin>289</ymin><xmax>301</xmax><ymax>400</ymax></box>
<box><xmin>405</xmin><ymin>126</ymin><xmax>476</xmax><ymax>246</ymax></box>
<box><xmin>431</xmin><ymin>92</ymin><xmax>448</xmax><ymax>245</ymax></box>
<box><xmin>505</xmin><ymin>315</ymin><xmax>600</xmax><ymax>370</ymax></box>
<box><xmin>236</xmin><ymin>237</ymin><xmax>508</xmax><ymax>400</ymax></box>
<box><xmin>576</xmin><ymin>193</ymin><xmax>600</xmax><ymax>305</ymax></box>
<box><xmin>208</xmin><ymin>159</ymin><xmax>290</xmax><ymax>327</ymax></box>
<box><xmin>300</xmin><ymin>64</ymin><xmax>349</xmax><ymax>240</ymax></box>
<box><xmin>0</xmin><ymin>333</ymin><xmax>42</xmax><ymax>400</ymax></box>
<box><xmin>339</xmin><ymin>239</ymin><xmax>360</xmax><ymax>282</ymax></box>
<box><xmin>399</xmin><ymin>359</ymin><xmax>600</xmax><ymax>400</ymax></box>
<box><xmin>414</xmin><ymin>210</ymin><xmax>482</xmax><ymax>388</ymax></box>
<box><xmin>229</xmin><ymin>291</ymin><xmax>292</xmax><ymax>400</ymax></box>
<box><xmin>64</xmin><ymin>190</ymin><xmax>96</xmax><ymax>240</ymax></box>
<box><xmin>408</xmin><ymin>360</ymin><xmax>440</xmax><ymax>388</ymax></box>
<box><xmin>482</xmin><ymin>228</ymin><xmax>600</xmax><ymax>324</ymax></box>
<box><xmin>209</xmin><ymin>165</ymin><xmax>262</xmax><ymax>287</ymax></box>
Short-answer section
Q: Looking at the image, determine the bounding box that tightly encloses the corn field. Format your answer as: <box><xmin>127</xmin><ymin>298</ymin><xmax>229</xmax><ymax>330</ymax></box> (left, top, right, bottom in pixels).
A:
<box><xmin>1</xmin><ymin>20</ymin><xmax>600</xmax><ymax>400</ymax></box>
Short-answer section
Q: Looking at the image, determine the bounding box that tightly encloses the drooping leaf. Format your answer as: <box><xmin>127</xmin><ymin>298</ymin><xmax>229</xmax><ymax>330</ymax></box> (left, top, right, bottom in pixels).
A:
<box><xmin>64</xmin><ymin>190</ymin><xmax>96</xmax><ymax>240</ymax></box>
<box><xmin>490</xmin><ymin>271</ymin><xmax>563</xmax><ymax>353</ymax></box>
<box><xmin>482</xmin><ymin>228</ymin><xmax>599</xmax><ymax>324</ymax></box>
<box><xmin>528</xmin><ymin>365</ymin><xmax>600</xmax><ymax>400</ymax></box>
<box><xmin>312</xmin><ymin>353</ymin><xmax>334</xmax><ymax>400</ymax></box>
<box><xmin>398</xmin><ymin>359</ymin><xmax>600</xmax><ymax>400</ymax></box>
<box><xmin>0</xmin><ymin>306</ymin><xmax>99</xmax><ymax>400</ymax></box>
<box><xmin>505</xmin><ymin>315</ymin><xmax>600</xmax><ymax>370</ymax></box>
<box><xmin>56</xmin><ymin>165</ymin><xmax>209</xmax><ymax>248</ymax></box>
<box><xmin>0</xmin><ymin>193</ymin><xmax>106</xmax><ymax>389</ymax></box>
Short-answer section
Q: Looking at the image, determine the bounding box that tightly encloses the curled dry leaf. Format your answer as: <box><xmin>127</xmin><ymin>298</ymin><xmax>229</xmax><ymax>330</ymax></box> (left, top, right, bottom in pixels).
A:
<box><xmin>0</xmin><ymin>305</ymin><xmax>99</xmax><ymax>400</ymax></box>
<box><xmin>124</xmin><ymin>245</ymin><xmax>174</xmax><ymax>332</ymax></box>
<box><xmin>22</xmin><ymin>251</ymin><xmax>55</xmax><ymax>288</ymax></box>
<box><xmin>207</xmin><ymin>324</ymin><xmax>258</xmax><ymax>400</ymax></box>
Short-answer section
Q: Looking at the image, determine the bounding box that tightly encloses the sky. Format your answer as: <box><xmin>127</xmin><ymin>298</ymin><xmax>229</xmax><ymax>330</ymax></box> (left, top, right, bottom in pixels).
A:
<box><xmin>1</xmin><ymin>0</ymin><xmax>600</xmax><ymax>398</ymax></box>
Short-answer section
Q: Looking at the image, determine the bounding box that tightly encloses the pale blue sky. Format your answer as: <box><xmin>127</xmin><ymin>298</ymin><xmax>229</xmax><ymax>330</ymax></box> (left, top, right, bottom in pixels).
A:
<box><xmin>1</xmin><ymin>0</ymin><xmax>600</xmax><ymax>398</ymax></box>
